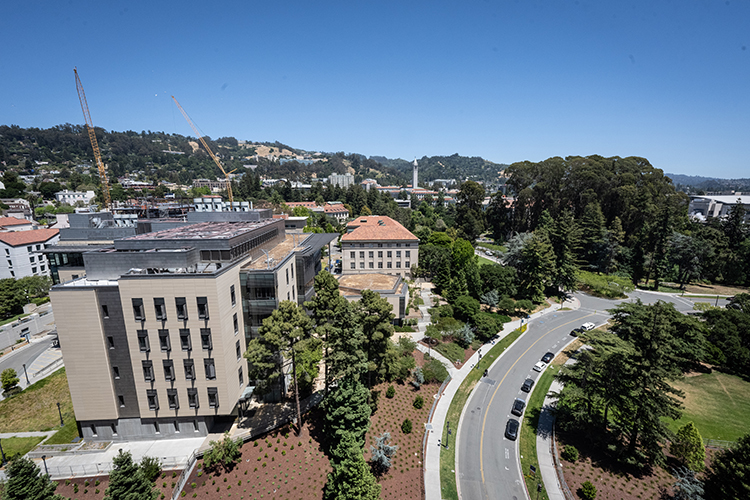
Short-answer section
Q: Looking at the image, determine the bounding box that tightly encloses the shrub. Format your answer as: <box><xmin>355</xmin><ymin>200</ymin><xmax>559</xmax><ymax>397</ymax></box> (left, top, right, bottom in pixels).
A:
<box><xmin>455</xmin><ymin>324</ymin><xmax>475</xmax><ymax>348</ymax></box>
<box><xmin>580</xmin><ymin>481</ymin><xmax>597</xmax><ymax>500</ymax></box>
<box><xmin>413</xmin><ymin>395</ymin><xmax>424</xmax><ymax>409</ymax></box>
<box><xmin>203</xmin><ymin>431</ymin><xmax>242</xmax><ymax>471</ymax></box>
<box><xmin>561</xmin><ymin>444</ymin><xmax>579</xmax><ymax>462</ymax></box>
<box><xmin>140</xmin><ymin>455</ymin><xmax>162</xmax><ymax>482</ymax></box>
<box><xmin>370</xmin><ymin>432</ymin><xmax>398</xmax><ymax>475</ymax></box>
<box><xmin>386</xmin><ymin>385</ymin><xmax>395</xmax><ymax>398</ymax></box>
<box><xmin>412</xmin><ymin>367</ymin><xmax>424</xmax><ymax>388</ymax></box>
<box><xmin>401</xmin><ymin>418</ymin><xmax>413</xmax><ymax>434</ymax></box>
<box><xmin>453</xmin><ymin>295</ymin><xmax>480</xmax><ymax>322</ymax></box>
<box><xmin>423</xmin><ymin>359</ymin><xmax>449</xmax><ymax>383</ymax></box>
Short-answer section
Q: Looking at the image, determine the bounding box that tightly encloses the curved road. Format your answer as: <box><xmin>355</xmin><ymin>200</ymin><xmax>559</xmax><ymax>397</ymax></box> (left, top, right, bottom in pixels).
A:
<box><xmin>455</xmin><ymin>290</ymin><xmax>699</xmax><ymax>500</ymax></box>
<box><xmin>0</xmin><ymin>336</ymin><xmax>55</xmax><ymax>399</ymax></box>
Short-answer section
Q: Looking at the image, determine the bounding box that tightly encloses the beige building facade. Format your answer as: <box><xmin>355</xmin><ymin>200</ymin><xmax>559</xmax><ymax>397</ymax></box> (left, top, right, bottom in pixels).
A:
<box><xmin>341</xmin><ymin>216</ymin><xmax>419</xmax><ymax>278</ymax></box>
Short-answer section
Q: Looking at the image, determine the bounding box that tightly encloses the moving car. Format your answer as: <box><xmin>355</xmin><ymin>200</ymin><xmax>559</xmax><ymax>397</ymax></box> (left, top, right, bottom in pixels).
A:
<box><xmin>521</xmin><ymin>378</ymin><xmax>534</xmax><ymax>392</ymax></box>
<box><xmin>533</xmin><ymin>361</ymin><xmax>546</xmax><ymax>372</ymax></box>
<box><xmin>582</xmin><ymin>322</ymin><xmax>595</xmax><ymax>331</ymax></box>
<box><xmin>505</xmin><ymin>418</ymin><xmax>520</xmax><ymax>440</ymax></box>
<box><xmin>541</xmin><ymin>352</ymin><xmax>554</xmax><ymax>363</ymax></box>
<box><xmin>511</xmin><ymin>398</ymin><xmax>526</xmax><ymax>416</ymax></box>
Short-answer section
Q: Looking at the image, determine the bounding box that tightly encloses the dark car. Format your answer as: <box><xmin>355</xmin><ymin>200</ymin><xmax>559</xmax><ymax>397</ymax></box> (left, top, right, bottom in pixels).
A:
<box><xmin>541</xmin><ymin>352</ymin><xmax>554</xmax><ymax>363</ymax></box>
<box><xmin>570</xmin><ymin>328</ymin><xmax>583</xmax><ymax>337</ymax></box>
<box><xmin>521</xmin><ymin>378</ymin><xmax>534</xmax><ymax>392</ymax></box>
<box><xmin>511</xmin><ymin>398</ymin><xmax>526</xmax><ymax>416</ymax></box>
<box><xmin>505</xmin><ymin>418</ymin><xmax>520</xmax><ymax>440</ymax></box>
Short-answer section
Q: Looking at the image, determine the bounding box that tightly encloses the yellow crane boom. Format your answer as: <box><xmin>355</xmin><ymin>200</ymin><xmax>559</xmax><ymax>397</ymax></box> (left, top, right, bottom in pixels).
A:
<box><xmin>171</xmin><ymin>96</ymin><xmax>236</xmax><ymax>202</ymax></box>
<box><xmin>74</xmin><ymin>68</ymin><xmax>111</xmax><ymax>211</ymax></box>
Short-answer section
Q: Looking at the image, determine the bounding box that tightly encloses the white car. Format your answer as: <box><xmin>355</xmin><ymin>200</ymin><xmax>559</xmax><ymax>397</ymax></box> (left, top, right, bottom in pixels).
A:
<box><xmin>581</xmin><ymin>322</ymin><xmax>595</xmax><ymax>331</ymax></box>
<box><xmin>533</xmin><ymin>361</ymin><xmax>546</xmax><ymax>372</ymax></box>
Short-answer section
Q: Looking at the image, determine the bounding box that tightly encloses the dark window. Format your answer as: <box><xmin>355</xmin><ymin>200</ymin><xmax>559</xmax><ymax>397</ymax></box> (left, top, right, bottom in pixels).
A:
<box><xmin>396</xmin><ymin>261</ymin><xmax>401</xmax><ymax>268</ymax></box>
<box><xmin>236</xmin><ymin>339</ymin><xmax>241</xmax><ymax>360</ymax></box>
<box><xmin>233</xmin><ymin>313</ymin><xmax>239</xmax><ymax>335</ymax></box>
<box><xmin>359</xmin><ymin>251</ymin><xmax>365</xmax><ymax>258</ymax></box>
<box><xmin>163</xmin><ymin>359</ymin><xmax>175</xmax><ymax>381</ymax></box>
<box><xmin>200</xmin><ymin>328</ymin><xmax>212</xmax><ymax>350</ymax></box>
<box><xmin>369</xmin><ymin>251</ymin><xmax>374</xmax><ymax>258</ymax></box>
<box><xmin>147</xmin><ymin>389</ymin><xmax>159</xmax><ymax>410</ymax></box>
<box><xmin>154</xmin><ymin>298</ymin><xmax>167</xmax><ymax>321</ymax></box>
<box><xmin>158</xmin><ymin>329</ymin><xmax>171</xmax><ymax>352</ymax></box>
<box><xmin>118</xmin><ymin>395</ymin><xmax>125</xmax><ymax>407</ymax></box>
<box><xmin>387</xmin><ymin>262</ymin><xmax>392</xmax><ymax>268</ymax></box>
<box><xmin>107</xmin><ymin>336</ymin><xmax>115</xmax><ymax>349</ymax></box>
<box><xmin>167</xmin><ymin>389</ymin><xmax>179</xmax><ymax>409</ymax></box>
<box><xmin>137</xmin><ymin>330</ymin><xmax>149</xmax><ymax>352</ymax></box>
<box><xmin>350</xmin><ymin>251</ymin><xmax>355</xmax><ymax>258</ymax></box>
<box><xmin>187</xmin><ymin>388</ymin><xmax>199</xmax><ymax>408</ymax></box>
<box><xmin>197</xmin><ymin>297</ymin><xmax>209</xmax><ymax>320</ymax></box>
<box><xmin>179</xmin><ymin>329</ymin><xmax>192</xmax><ymax>351</ymax></box>
<box><xmin>142</xmin><ymin>360</ymin><xmax>154</xmax><ymax>381</ymax></box>
<box><xmin>230</xmin><ymin>285</ymin><xmax>236</xmax><ymax>306</ymax></box>
<box><xmin>101</xmin><ymin>305</ymin><xmax>109</xmax><ymax>318</ymax></box>
<box><xmin>207</xmin><ymin>387</ymin><xmax>219</xmax><ymax>409</ymax></box>
<box><xmin>238</xmin><ymin>367</ymin><xmax>244</xmax><ymax>385</ymax></box>
<box><xmin>378</xmin><ymin>262</ymin><xmax>383</xmax><ymax>269</ymax></box>
<box><xmin>378</xmin><ymin>251</ymin><xmax>383</xmax><ymax>258</ymax></box>
<box><xmin>405</xmin><ymin>250</ymin><xmax>411</xmax><ymax>258</ymax></box>
<box><xmin>286</xmin><ymin>268</ymin><xmax>289</xmax><ymax>285</ymax></box>
<box><xmin>204</xmin><ymin>358</ymin><xmax>216</xmax><ymax>380</ymax></box>
<box><xmin>184</xmin><ymin>359</ymin><xmax>195</xmax><ymax>380</ymax></box>
<box><xmin>387</xmin><ymin>251</ymin><xmax>392</xmax><ymax>258</ymax></box>
<box><xmin>112</xmin><ymin>366</ymin><xmax>120</xmax><ymax>379</ymax></box>
<box><xmin>132</xmin><ymin>298</ymin><xmax>145</xmax><ymax>321</ymax></box>
<box><xmin>175</xmin><ymin>297</ymin><xmax>188</xmax><ymax>320</ymax></box>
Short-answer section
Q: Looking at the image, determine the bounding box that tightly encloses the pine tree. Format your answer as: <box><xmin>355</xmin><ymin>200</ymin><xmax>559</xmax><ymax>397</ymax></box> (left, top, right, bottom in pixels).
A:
<box><xmin>356</xmin><ymin>290</ymin><xmax>394</xmax><ymax>387</ymax></box>
<box><xmin>516</xmin><ymin>232</ymin><xmax>556</xmax><ymax>303</ymax></box>
<box><xmin>104</xmin><ymin>450</ymin><xmax>157</xmax><ymax>500</ymax></box>
<box><xmin>324</xmin><ymin>432</ymin><xmax>381</xmax><ymax>500</ymax></box>
<box><xmin>3</xmin><ymin>456</ymin><xmax>62</xmax><ymax>500</ymax></box>
<box><xmin>670</xmin><ymin>422</ymin><xmax>706</xmax><ymax>471</ymax></box>
<box><xmin>322</xmin><ymin>377</ymin><xmax>371</xmax><ymax>450</ymax></box>
<box><xmin>548</xmin><ymin>210</ymin><xmax>579</xmax><ymax>294</ymax></box>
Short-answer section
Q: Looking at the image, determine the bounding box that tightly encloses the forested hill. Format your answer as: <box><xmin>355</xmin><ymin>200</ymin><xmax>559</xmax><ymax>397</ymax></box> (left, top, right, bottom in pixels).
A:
<box><xmin>371</xmin><ymin>154</ymin><xmax>507</xmax><ymax>185</ymax></box>
<box><xmin>667</xmin><ymin>173</ymin><xmax>750</xmax><ymax>193</ymax></box>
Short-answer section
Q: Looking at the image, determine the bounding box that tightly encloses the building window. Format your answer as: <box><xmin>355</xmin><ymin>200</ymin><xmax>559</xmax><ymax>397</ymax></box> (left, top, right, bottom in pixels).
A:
<box><xmin>118</xmin><ymin>395</ymin><xmax>125</xmax><ymax>407</ymax></box>
<box><xmin>147</xmin><ymin>390</ymin><xmax>159</xmax><ymax>411</ymax></box>
<box><xmin>359</xmin><ymin>243</ymin><xmax>364</xmax><ymax>247</ymax></box>
<box><xmin>107</xmin><ymin>336</ymin><xmax>115</xmax><ymax>349</ymax></box>
<box><xmin>405</xmin><ymin>250</ymin><xmax>411</xmax><ymax>258</ymax></box>
<box><xmin>368</xmin><ymin>251</ymin><xmax>374</xmax><ymax>258</ymax></box>
<box><xmin>197</xmin><ymin>297</ymin><xmax>209</xmax><ymax>320</ymax></box>
<box><xmin>378</xmin><ymin>243</ymin><xmax>383</xmax><ymax>248</ymax></box>
<box><xmin>377</xmin><ymin>251</ymin><xmax>383</xmax><ymax>258</ymax></box>
<box><xmin>396</xmin><ymin>261</ymin><xmax>401</xmax><ymax>268</ymax></box>
<box><xmin>30</xmin><ymin>256</ymin><xmax>35</xmax><ymax>263</ymax></box>
<box><xmin>204</xmin><ymin>358</ymin><xmax>216</xmax><ymax>380</ymax></box>
<box><xmin>405</xmin><ymin>243</ymin><xmax>411</xmax><ymax>247</ymax></box>
<box><xmin>101</xmin><ymin>305</ymin><xmax>109</xmax><ymax>318</ymax></box>
<box><xmin>31</xmin><ymin>267</ymin><xmax>37</xmax><ymax>274</ymax></box>
<box><xmin>27</xmin><ymin>246</ymin><xmax>32</xmax><ymax>253</ymax></box>
<box><xmin>112</xmin><ymin>366</ymin><xmax>120</xmax><ymax>379</ymax></box>
<box><xmin>159</xmin><ymin>330</ymin><xmax>171</xmax><ymax>352</ymax></box>
<box><xmin>368</xmin><ymin>262</ymin><xmax>374</xmax><ymax>268</ymax></box>
<box><xmin>233</xmin><ymin>313</ymin><xmax>239</xmax><ymax>335</ymax></box>
<box><xmin>188</xmin><ymin>388</ymin><xmax>199</xmax><ymax>408</ymax></box>
<box><xmin>236</xmin><ymin>339</ymin><xmax>242</xmax><ymax>360</ymax></box>
<box><xmin>207</xmin><ymin>387</ymin><xmax>219</xmax><ymax>409</ymax></box>
<box><xmin>396</xmin><ymin>251</ymin><xmax>401</xmax><ymax>258</ymax></box>
<box><xmin>396</xmin><ymin>243</ymin><xmax>401</xmax><ymax>247</ymax></box>
<box><xmin>137</xmin><ymin>330</ymin><xmax>149</xmax><ymax>352</ymax></box>
<box><xmin>180</xmin><ymin>329</ymin><xmax>192</xmax><ymax>351</ymax></box>
<box><xmin>359</xmin><ymin>262</ymin><xmax>365</xmax><ymax>269</ymax></box>
<box><xmin>350</xmin><ymin>262</ymin><xmax>356</xmax><ymax>269</ymax></box>
<box><xmin>359</xmin><ymin>251</ymin><xmax>365</xmax><ymax>259</ymax></box>
<box><xmin>286</xmin><ymin>268</ymin><xmax>289</xmax><ymax>285</ymax></box>
<box><xmin>200</xmin><ymin>328</ymin><xmax>212</xmax><ymax>350</ymax></box>
<box><xmin>350</xmin><ymin>251</ymin><xmax>355</xmax><ymax>259</ymax></box>
<box><xmin>405</xmin><ymin>261</ymin><xmax>410</xmax><ymax>268</ymax></box>
<box><xmin>387</xmin><ymin>262</ymin><xmax>392</xmax><ymax>268</ymax></box>
<box><xmin>167</xmin><ymin>389</ymin><xmax>179</xmax><ymax>410</ymax></box>
<box><xmin>132</xmin><ymin>298</ymin><xmax>145</xmax><ymax>321</ymax></box>
<box><xmin>154</xmin><ymin>298</ymin><xmax>167</xmax><ymax>321</ymax></box>
<box><xmin>378</xmin><ymin>262</ymin><xmax>383</xmax><ymax>269</ymax></box>
<box><xmin>163</xmin><ymin>359</ymin><xmax>175</xmax><ymax>381</ymax></box>
<box><xmin>184</xmin><ymin>359</ymin><xmax>195</xmax><ymax>380</ymax></box>
<box><xmin>387</xmin><ymin>251</ymin><xmax>392</xmax><ymax>258</ymax></box>
<box><xmin>238</xmin><ymin>367</ymin><xmax>244</xmax><ymax>386</ymax></box>
<box><xmin>230</xmin><ymin>284</ymin><xmax>236</xmax><ymax>306</ymax></box>
<box><xmin>175</xmin><ymin>297</ymin><xmax>188</xmax><ymax>320</ymax></box>
<box><xmin>142</xmin><ymin>360</ymin><xmax>154</xmax><ymax>381</ymax></box>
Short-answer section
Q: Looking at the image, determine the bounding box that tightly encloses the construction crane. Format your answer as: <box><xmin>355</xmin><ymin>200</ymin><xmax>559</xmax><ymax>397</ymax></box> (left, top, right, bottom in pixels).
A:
<box><xmin>171</xmin><ymin>96</ymin><xmax>236</xmax><ymax>202</ymax></box>
<box><xmin>74</xmin><ymin>68</ymin><xmax>111</xmax><ymax>211</ymax></box>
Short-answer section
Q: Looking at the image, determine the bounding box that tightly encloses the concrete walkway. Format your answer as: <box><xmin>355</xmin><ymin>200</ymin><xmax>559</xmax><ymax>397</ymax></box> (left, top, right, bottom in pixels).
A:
<box><xmin>423</xmin><ymin>295</ymin><xmax>577</xmax><ymax>500</ymax></box>
<box><xmin>536</xmin><ymin>371</ymin><xmax>569</xmax><ymax>500</ymax></box>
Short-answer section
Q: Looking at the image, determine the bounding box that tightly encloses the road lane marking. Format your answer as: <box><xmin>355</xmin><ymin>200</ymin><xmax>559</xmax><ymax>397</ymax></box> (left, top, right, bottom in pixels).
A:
<box><xmin>478</xmin><ymin>313</ymin><xmax>595</xmax><ymax>497</ymax></box>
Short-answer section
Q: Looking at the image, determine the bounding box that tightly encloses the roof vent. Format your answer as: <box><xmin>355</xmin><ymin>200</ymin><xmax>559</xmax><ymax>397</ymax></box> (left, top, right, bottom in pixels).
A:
<box><xmin>360</xmin><ymin>219</ymin><xmax>367</xmax><ymax>223</ymax></box>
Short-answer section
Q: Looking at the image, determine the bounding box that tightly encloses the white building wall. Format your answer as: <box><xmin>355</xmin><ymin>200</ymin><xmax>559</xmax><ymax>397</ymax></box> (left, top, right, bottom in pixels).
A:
<box><xmin>0</xmin><ymin>235</ymin><xmax>59</xmax><ymax>279</ymax></box>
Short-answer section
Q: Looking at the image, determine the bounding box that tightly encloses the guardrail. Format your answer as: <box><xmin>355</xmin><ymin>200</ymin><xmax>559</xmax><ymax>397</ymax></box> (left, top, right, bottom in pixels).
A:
<box><xmin>551</xmin><ymin>423</ymin><xmax>576</xmax><ymax>500</ymax></box>
<box><xmin>170</xmin><ymin>451</ymin><xmax>199</xmax><ymax>500</ymax></box>
<box><xmin>42</xmin><ymin>455</ymin><xmax>189</xmax><ymax>480</ymax></box>
<box><xmin>703</xmin><ymin>438</ymin><xmax>736</xmax><ymax>449</ymax></box>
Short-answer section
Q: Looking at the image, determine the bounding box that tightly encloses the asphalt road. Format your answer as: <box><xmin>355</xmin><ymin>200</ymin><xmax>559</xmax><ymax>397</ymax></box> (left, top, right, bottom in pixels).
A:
<box><xmin>456</xmin><ymin>290</ymin><xmax>705</xmax><ymax>500</ymax></box>
<box><xmin>0</xmin><ymin>336</ymin><xmax>54</xmax><ymax>398</ymax></box>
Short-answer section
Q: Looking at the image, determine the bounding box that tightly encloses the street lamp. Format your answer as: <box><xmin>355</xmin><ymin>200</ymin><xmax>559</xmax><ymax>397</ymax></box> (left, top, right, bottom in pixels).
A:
<box><xmin>56</xmin><ymin>402</ymin><xmax>64</xmax><ymax>427</ymax></box>
<box><xmin>22</xmin><ymin>363</ymin><xmax>30</xmax><ymax>385</ymax></box>
<box><xmin>446</xmin><ymin>421</ymin><xmax>451</xmax><ymax>450</ymax></box>
<box><xmin>41</xmin><ymin>455</ymin><xmax>49</xmax><ymax>476</ymax></box>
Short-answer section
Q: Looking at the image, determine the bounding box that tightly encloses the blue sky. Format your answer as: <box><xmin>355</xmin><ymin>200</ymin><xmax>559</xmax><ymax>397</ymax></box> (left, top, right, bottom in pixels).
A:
<box><xmin>2</xmin><ymin>1</ymin><xmax>749</xmax><ymax>178</ymax></box>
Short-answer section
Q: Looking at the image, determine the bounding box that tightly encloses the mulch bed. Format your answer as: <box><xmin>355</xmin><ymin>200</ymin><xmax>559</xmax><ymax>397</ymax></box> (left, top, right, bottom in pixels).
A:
<box><xmin>54</xmin><ymin>472</ymin><xmax>177</xmax><ymax>499</ymax></box>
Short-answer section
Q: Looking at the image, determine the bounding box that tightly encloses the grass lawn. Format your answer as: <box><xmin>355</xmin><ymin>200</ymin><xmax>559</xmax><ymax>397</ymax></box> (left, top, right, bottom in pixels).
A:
<box><xmin>0</xmin><ymin>313</ymin><xmax>30</xmax><ymax>327</ymax></box>
<box><xmin>668</xmin><ymin>371</ymin><xmax>750</xmax><ymax>442</ymax></box>
<box><xmin>0</xmin><ymin>368</ymin><xmax>78</xmax><ymax>443</ymax></box>
<box><xmin>433</xmin><ymin>341</ymin><xmax>465</xmax><ymax>364</ymax></box>
<box><xmin>0</xmin><ymin>435</ymin><xmax>46</xmax><ymax>460</ymax></box>
<box><xmin>477</xmin><ymin>255</ymin><xmax>495</xmax><ymax>267</ymax></box>
<box><xmin>439</xmin><ymin>325</ymin><xmax>526</xmax><ymax>500</ymax></box>
<box><xmin>476</xmin><ymin>243</ymin><xmax>507</xmax><ymax>253</ymax></box>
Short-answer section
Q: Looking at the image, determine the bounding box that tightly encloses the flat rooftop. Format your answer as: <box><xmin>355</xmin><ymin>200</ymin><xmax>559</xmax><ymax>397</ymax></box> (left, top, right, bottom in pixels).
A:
<box><xmin>123</xmin><ymin>219</ymin><xmax>276</xmax><ymax>241</ymax></box>
<box><xmin>242</xmin><ymin>235</ymin><xmax>304</xmax><ymax>271</ymax></box>
<box><xmin>338</xmin><ymin>273</ymin><xmax>400</xmax><ymax>292</ymax></box>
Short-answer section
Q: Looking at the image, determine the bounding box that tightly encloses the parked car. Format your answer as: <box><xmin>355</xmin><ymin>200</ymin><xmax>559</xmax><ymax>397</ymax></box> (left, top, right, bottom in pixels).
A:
<box><xmin>511</xmin><ymin>398</ymin><xmax>526</xmax><ymax>416</ymax></box>
<box><xmin>582</xmin><ymin>322</ymin><xmax>595</xmax><ymax>331</ymax></box>
<box><xmin>533</xmin><ymin>361</ymin><xmax>546</xmax><ymax>372</ymax></box>
<box><xmin>505</xmin><ymin>418</ymin><xmax>520</xmax><ymax>440</ymax></box>
<box><xmin>541</xmin><ymin>352</ymin><xmax>554</xmax><ymax>363</ymax></box>
<box><xmin>570</xmin><ymin>328</ymin><xmax>584</xmax><ymax>336</ymax></box>
<box><xmin>521</xmin><ymin>378</ymin><xmax>534</xmax><ymax>392</ymax></box>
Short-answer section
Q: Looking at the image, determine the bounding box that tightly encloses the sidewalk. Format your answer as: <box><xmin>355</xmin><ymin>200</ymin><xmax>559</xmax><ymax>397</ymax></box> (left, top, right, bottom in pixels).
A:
<box><xmin>536</xmin><ymin>375</ymin><xmax>568</xmax><ymax>500</ymax></box>
<box><xmin>423</xmin><ymin>295</ymin><xmax>577</xmax><ymax>500</ymax></box>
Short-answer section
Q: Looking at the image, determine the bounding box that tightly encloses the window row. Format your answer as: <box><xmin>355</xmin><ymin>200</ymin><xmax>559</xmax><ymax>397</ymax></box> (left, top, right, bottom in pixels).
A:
<box><xmin>351</xmin><ymin>261</ymin><xmax>410</xmax><ymax>269</ymax></box>
<box><xmin>130</xmin><ymin>296</ymin><xmax>212</xmax><ymax>322</ymax></box>
<box><xmin>350</xmin><ymin>250</ymin><xmax>411</xmax><ymax>259</ymax></box>
<box><xmin>346</xmin><ymin>243</ymin><xmax>412</xmax><ymax>248</ymax></box>
<box><xmin>133</xmin><ymin>328</ymin><xmax>213</xmax><ymax>352</ymax></box>
<box><xmin>144</xmin><ymin>386</ymin><xmax>220</xmax><ymax>410</ymax></box>
<box><xmin>140</xmin><ymin>357</ymin><xmax>221</xmax><ymax>381</ymax></box>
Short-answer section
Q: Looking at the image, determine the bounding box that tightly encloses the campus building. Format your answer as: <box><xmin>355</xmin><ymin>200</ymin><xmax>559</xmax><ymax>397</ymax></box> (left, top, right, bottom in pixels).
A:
<box><xmin>0</xmin><ymin>227</ymin><xmax>59</xmax><ymax>279</ymax></box>
<box><xmin>341</xmin><ymin>216</ymin><xmax>419</xmax><ymax>278</ymax></box>
<box><xmin>49</xmin><ymin>212</ymin><xmax>335</xmax><ymax>441</ymax></box>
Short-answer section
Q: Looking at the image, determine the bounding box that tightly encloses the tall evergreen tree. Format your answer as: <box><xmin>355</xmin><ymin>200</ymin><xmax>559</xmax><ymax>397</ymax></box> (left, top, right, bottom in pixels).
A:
<box><xmin>704</xmin><ymin>433</ymin><xmax>750</xmax><ymax>500</ymax></box>
<box><xmin>515</xmin><ymin>232</ymin><xmax>556</xmax><ymax>303</ymax></box>
<box><xmin>3</xmin><ymin>456</ymin><xmax>62</xmax><ymax>500</ymax></box>
<box><xmin>547</xmin><ymin>209</ymin><xmax>579</xmax><ymax>294</ymax></box>
<box><xmin>356</xmin><ymin>290</ymin><xmax>395</xmax><ymax>387</ymax></box>
<box><xmin>322</xmin><ymin>377</ymin><xmax>372</xmax><ymax>449</ymax></box>
<box><xmin>324</xmin><ymin>432</ymin><xmax>381</xmax><ymax>500</ymax></box>
<box><xmin>104</xmin><ymin>450</ymin><xmax>157</xmax><ymax>500</ymax></box>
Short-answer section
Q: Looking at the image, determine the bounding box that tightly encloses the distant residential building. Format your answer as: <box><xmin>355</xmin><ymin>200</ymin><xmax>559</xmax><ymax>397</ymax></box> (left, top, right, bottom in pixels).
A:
<box><xmin>192</xmin><ymin>179</ymin><xmax>227</xmax><ymax>191</ymax></box>
<box><xmin>341</xmin><ymin>216</ymin><xmax>419</xmax><ymax>278</ymax></box>
<box><xmin>0</xmin><ymin>216</ymin><xmax>36</xmax><ymax>232</ymax></box>
<box><xmin>324</xmin><ymin>202</ymin><xmax>349</xmax><ymax>223</ymax></box>
<box><xmin>55</xmin><ymin>190</ymin><xmax>97</xmax><ymax>206</ymax></box>
<box><xmin>0</xmin><ymin>228</ymin><xmax>59</xmax><ymax>279</ymax></box>
<box><xmin>328</xmin><ymin>173</ymin><xmax>355</xmax><ymax>189</ymax></box>
<box><xmin>361</xmin><ymin>179</ymin><xmax>379</xmax><ymax>191</ymax></box>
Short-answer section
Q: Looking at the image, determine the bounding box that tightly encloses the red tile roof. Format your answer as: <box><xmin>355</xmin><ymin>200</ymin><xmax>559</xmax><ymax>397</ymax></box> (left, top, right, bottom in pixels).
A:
<box><xmin>0</xmin><ymin>228</ymin><xmax>59</xmax><ymax>247</ymax></box>
<box><xmin>341</xmin><ymin>216</ymin><xmax>418</xmax><ymax>242</ymax></box>
<box><xmin>284</xmin><ymin>201</ymin><xmax>318</xmax><ymax>208</ymax></box>
<box><xmin>0</xmin><ymin>216</ymin><xmax>33</xmax><ymax>227</ymax></box>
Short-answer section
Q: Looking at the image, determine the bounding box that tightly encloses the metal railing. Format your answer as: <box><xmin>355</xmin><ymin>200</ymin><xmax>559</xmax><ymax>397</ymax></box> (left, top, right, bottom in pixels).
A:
<box><xmin>171</xmin><ymin>451</ymin><xmax>199</xmax><ymax>500</ymax></box>
<box><xmin>703</xmin><ymin>438</ymin><xmax>736</xmax><ymax>449</ymax></box>
<box><xmin>551</xmin><ymin>423</ymin><xmax>576</xmax><ymax>500</ymax></box>
<box><xmin>42</xmin><ymin>455</ymin><xmax>189</xmax><ymax>480</ymax></box>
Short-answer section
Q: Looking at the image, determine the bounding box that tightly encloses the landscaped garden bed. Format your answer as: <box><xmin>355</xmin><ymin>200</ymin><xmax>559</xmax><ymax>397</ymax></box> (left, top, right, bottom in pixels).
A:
<box><xmin>54</xmin><ymin>472</ymin><xmax>178</xmax><ymax>499</ymax></box>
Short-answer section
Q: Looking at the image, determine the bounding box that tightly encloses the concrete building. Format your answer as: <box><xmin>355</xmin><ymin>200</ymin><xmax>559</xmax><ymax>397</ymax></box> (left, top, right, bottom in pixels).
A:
<box><xmin>324</xmin><ymin>202</ymin><xmax>349</xmax><ymax>223</ymax></box>
<box><xmin>341</xmin><ymin>216</ymin><xmax>419</xmax><ymax>278</ymax></box>
<box><xmin>328</xmin><ymin>173</ymin><xmax>355</xmax><ymax>189</ymax></box>
<box><xmin>0</xmin><ymin>216</ymin><xmax>37</xmax><ymax>232</ymax></box>
<box><xmin>49</xmin><ymin>214</ymin><xmax>336</xmax><ymax>441</ymax></box>
<box><xmin>688</xmin><ymin>194</ymin><xmax>750</xmax><ymax>223</ymax></box>
<box><xmin>55</xmin><ymin>190</ymin><xmax>97</xmax><ymax>206</ymax></box>
<box><xmin>0</xmin><ymin>228</ymin><xmax>59</xmax><ymax>279</ymax></box>
<box><xmin>337</xmin><ymin>274</ymin><xmax>408</xmax><ymax>321</ymax></box>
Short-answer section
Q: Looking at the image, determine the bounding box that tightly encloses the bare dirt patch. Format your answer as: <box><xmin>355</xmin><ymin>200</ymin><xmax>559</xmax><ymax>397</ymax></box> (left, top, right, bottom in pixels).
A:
<box><xmin>54</xmin><ymin>472</ymin><xmax>177</xmax><ymax>499</ymax></box>
<box><xmin>684</xmin><ymin>282</ymin><xmax>748</xmax><ymax>296</ymax></box>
